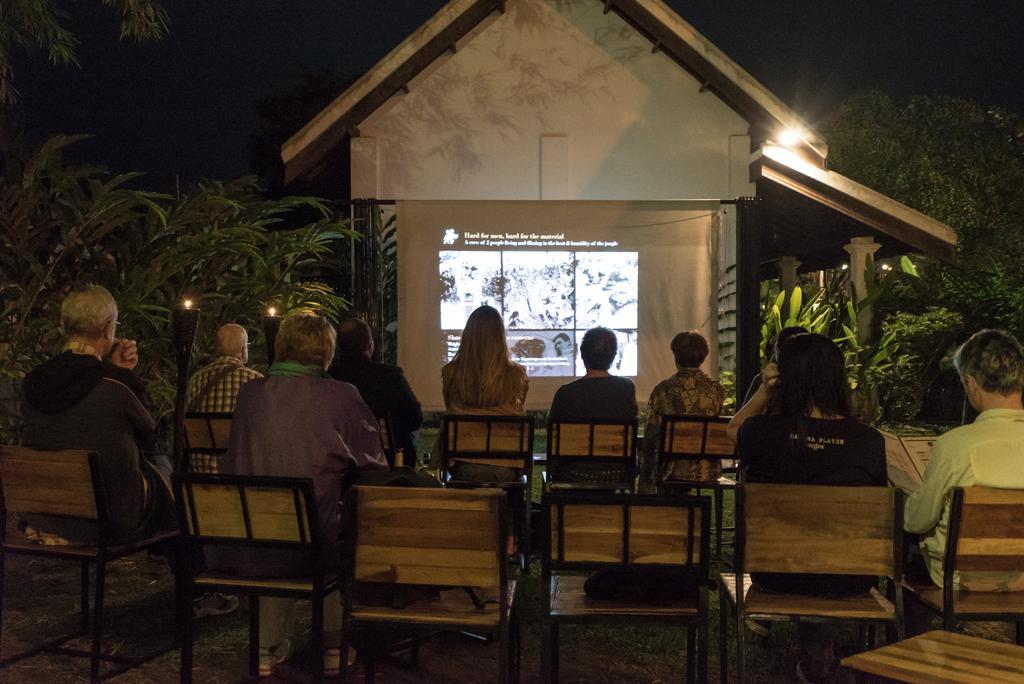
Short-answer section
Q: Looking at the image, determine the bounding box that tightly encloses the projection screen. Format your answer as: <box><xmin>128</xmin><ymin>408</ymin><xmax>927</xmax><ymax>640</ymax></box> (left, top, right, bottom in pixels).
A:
<box><xmin>397</xmin><ymin>200</ymin><xmax>722</xmax><ymax>411</ymax></box>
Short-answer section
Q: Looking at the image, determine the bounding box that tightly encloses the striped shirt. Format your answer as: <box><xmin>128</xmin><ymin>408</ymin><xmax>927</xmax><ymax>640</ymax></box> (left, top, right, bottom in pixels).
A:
<box><xmin>187</xmin><ymin>356</ymin><xmax>263</xmax><ymax>413</ymax></box>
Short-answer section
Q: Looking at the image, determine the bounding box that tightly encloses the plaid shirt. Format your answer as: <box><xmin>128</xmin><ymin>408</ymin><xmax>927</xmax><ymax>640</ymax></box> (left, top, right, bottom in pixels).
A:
<box><xmin>187</xmin><ymin>356</ymin><xmax>263</xmax><ymax>413</ymax></box>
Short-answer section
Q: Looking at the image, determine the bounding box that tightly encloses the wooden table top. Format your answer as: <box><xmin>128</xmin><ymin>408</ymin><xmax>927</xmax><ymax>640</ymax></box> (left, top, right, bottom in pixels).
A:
<box><xmin>841</xmin><ymin>631</ymin><xmax>1024</xmax><ymax>683</ymax></box>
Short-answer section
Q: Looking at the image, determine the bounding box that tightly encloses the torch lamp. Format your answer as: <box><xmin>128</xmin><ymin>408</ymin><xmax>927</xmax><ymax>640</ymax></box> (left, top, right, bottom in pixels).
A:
<box><xmin>263</xmin><ymin>306</ymin><xmax>281</xmax><ymax>365</ymax></box>
<box><xmin>172</xmin><ymin>299</ymin><xmax>200</xmax><ymax>472</ymax></box>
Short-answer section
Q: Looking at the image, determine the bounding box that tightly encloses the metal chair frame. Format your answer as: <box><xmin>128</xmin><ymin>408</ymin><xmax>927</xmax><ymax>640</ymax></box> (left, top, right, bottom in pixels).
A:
<box><xmin>174</xmin><ymin>473</ymin><xmax>338</xmax><ymax>682</ymax></box>
<box><xmin>542</xmin><ymin>490</ymin><xmax>712</xmax><ymax>683</ymax></box>
<box><xmin>439</xmin><ymin>415</ymin><xmax>535</xmax><ymax>570</ymax></box>
<box><xmin>0</xmin><ymin>446</ymin><xmax>180</xmax><ymax>682</ymax></box>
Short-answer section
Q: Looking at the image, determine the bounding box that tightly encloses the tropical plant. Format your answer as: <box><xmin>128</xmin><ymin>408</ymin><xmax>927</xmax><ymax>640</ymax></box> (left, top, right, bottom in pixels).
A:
<box><xmin>758</xmin><ymin>257</ymin><xmax>923</xmax><ymax>422</ymax></box>
<box><xmin>0</xmin><ymin>134</ymin><xmax>354</xmax><ymax>437</ymax></box>
<box><xmin>0</xmin><ymin>0</ymin><xmax>169</xmax><ymax>103</ymax></box>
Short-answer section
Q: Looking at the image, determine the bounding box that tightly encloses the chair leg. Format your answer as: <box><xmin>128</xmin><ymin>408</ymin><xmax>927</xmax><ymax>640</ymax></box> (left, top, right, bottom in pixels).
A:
<box><xmin>685</xmin><ymin>625</ymin><xmax>696</xmax><ymax>684</ymax></box>
<box><xmin>180</xmin><ymin>578</ymin><xmax>194</xmax><ymax>684</ymax></box>
<box><xmin>520</xmin><ymin>493</ymin><xmax>531</xmax><ymax>574</ymax></box>
<box><xmin>735</xmin><ymin>605</ymin><xmax>746</xmax><ymax>684</ymax></box>
<box><xmin>90</xmin><ymin>560</ymin><xmax>107</xmax><ymax>683</ymax></box>
<box><xmin>698</xmin><ymin>619</ymin><xmax>708</xmax><ymax>684</ymax></box>
<box><xmin>719</xmin><ymin>590</ymin><xmax>729</xmax><ymax>684</ymax></box>
<box><xmin>81</xmin><ymin>561</ymin><xmax>91</xmax><ymax>632</ymax></box>
<box><xmin>497</xmin><ymin>620</ymin><xmax>510</xmax><ymax>684</ymax></box>
<box><xmin>545</xmin><ymin>620</ymin><xmax>559</xmax><ymax>683</ymax></box>
<box><xmin>714</xmin><ymin>487</ymin><xmax>724</xmax><ymax>562</ymax></box>
<box><xmin>1016</xmin><ymin>621</ymin><xmax>1023</xmax><ymax>646</ymax></box>
<box><xmin>248</xmin><ymin>596</ymin><xmax>260</xmax><ymax>679</ymax></box>
<box><xmin>0</xmin><ymin>548</ymin><xmax>5</xmax><ymax>659</ymax></box>
<box><xmin>311</xmin><ymin>594</ymin><xmax>325</xmax><ymax>681</ymax></box>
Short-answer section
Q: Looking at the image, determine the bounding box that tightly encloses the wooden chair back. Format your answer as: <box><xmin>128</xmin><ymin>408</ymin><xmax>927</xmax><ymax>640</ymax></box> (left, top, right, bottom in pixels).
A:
<box><xmin>174</xmin><ymin>474</ymin><xmax>320</xmax><ymax>548</ymax></box>
<box><xmin>0</xmin><ymin>446</ymin><xmax>103</xmax><ymax>522</ymax></box>
<box><xmin>658</xmin><ymin>415</ymin><xmax>733</xmax><ymax>482</ymax></box>
<box><xmin>440</xmin><ymin>415</ymin><xmax>534</xmax><ymax>474</ymax></box>
<box><xmin>546</xmin><ymin>420</ymin><xmax>637</xmax><ymax>489</ymax></box>
<box><xmin>544</xmin><ymin>491</ymin><xmax>710</xmax><ymax>579</ymax></box>
<box><xmin>184</xmin><ymin>412</ymin><xmax>232</xmax><ymax>473</ymax></box>
<box><xmin>948</xmin><ymin>486</ymin><xmax>1024</xmax><ymax>575</ymax></box>
<box><xmin>737</xmin><ymin>483</ymin><xmax>901</xmax><ymax>577</ymax></box>
<box><xmin>347</xmin><ymin>485</ymin><xmax>506</xmax><ymax>589</ymax></box>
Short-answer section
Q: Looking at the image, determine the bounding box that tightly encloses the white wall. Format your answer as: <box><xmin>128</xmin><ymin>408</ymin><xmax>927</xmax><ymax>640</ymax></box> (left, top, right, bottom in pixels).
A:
<box><xmin>352</xmin><ymin>0</ymin><xmax>756</xmax><ymax>202</ymax></box>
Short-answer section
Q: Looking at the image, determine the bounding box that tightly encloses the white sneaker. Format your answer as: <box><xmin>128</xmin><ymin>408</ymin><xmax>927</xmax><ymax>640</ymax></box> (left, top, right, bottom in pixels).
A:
<box><xmin>259</xmin><ymin>638</ymin><xmax>292</xmax><ymax>678</ymax></box>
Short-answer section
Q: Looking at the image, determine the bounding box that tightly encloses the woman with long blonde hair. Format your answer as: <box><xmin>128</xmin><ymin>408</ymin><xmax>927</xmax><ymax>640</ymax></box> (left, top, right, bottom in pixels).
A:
<box><xmin>438</xmin><ymin>305</ymin><xmax>529</xmax><ymax>481</ymax></box>
<box><xmin>442</xmin><ymin>305</ymin><xmax>528</xmax><ymax>412</ymax></box>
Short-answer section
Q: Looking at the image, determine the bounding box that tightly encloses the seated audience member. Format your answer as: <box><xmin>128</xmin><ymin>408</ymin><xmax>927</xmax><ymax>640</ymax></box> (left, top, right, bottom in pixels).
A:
<box><xmin>730</xmin><ymin>332</ymin><xmax>887</xmax><ymax>683</ymax></box>
<box><xmin>187</xmin><ymin>323</ymin><xmax>262</xmax><ymax>412</ymax></box>
<box><xmin>20</xmin><ymin>284</ymin><xmax>176</xmax><ymax>545</ymax></box>
<box><xmin>905</xmin><ymin>329</ymin><xmax>1024</xmax><ymax>597</ymax></box>
<box><xmin>549</xmin><ymin>327</ymin><xmax>637</xmax><ymax>483</ymax></box>
<box><xmin>210</xmin><ymin>312</ymin><xmax>387</xmax><ymax>676</ymax></box>
<box><xmin>437</xmin><ymin>305</ymin><xmax>529</xmax><ymax>482</ymax></box>
<box><xmin>639</xmin><ymin>330</ymin><xmax>724</xmax><ymax>491</ymax></box>
<box><xmin>329</xmin><ymin>317</ymin><xmax>423</xmax><ymax>466</ymax></box>
<box><xmin>550</xmin><ymin>327</ymin><xmax>637</xmax><ymax>422</ymax></box>
<box><xmin>738</xmin><ymin>325</ymin><xmax>807</xmax><ymax>406</ymax></box>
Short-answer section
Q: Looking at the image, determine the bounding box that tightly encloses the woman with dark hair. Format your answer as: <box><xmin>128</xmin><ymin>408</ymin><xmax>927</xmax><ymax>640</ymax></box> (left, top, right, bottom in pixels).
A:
<box><xmin>727</xmin><ymin>332</ymin><xmax>886</xmax><ymax>683</ymax></box>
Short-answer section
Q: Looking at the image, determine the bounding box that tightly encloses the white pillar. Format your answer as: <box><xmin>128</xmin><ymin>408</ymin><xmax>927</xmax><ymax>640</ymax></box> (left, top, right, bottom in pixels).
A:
<box><xmin>776</xmin><ymin>256</ymin><xmax>801</xmax><ymax>322</ymax></box>
<box><xmin>843</xmin><ymin>237</ymin><xmax>881</xmax><ymax>343</ymax></box>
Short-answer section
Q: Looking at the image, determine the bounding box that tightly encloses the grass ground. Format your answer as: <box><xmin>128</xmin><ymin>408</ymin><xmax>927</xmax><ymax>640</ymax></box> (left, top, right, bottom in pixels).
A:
<box><xmin>0</xmin><ymin>429</ymin><xmax>1014</xmax><ymax>682</ymax></box>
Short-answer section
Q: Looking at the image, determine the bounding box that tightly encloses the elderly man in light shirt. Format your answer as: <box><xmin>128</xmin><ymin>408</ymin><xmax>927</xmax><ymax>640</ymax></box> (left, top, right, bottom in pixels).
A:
<box><xmin>905</xmin><ymin>329</ymin><xmax>1024</xmax><ymax>601</ymax></box>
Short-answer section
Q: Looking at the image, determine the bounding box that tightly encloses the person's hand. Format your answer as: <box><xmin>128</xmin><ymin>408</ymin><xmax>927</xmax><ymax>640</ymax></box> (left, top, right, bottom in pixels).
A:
<box><xmin>761</xmin><ymin>362</ymin><xmax>780</xmax><ymax>391</ymax></box>
<box><xmin>110</xmin><ymin>338</ymin><xmax>139</xmax><ymax>370</ymax></box>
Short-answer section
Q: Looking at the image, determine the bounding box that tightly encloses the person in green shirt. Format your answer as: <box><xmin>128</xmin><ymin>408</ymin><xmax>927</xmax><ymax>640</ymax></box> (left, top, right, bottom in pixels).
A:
<box><xmin>905</xmin><ymin>329</ymin><xmax>1024</xmax><ymax>631</ymax></box>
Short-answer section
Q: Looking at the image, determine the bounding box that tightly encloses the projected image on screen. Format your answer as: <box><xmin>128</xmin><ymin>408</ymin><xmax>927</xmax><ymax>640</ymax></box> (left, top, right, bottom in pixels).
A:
<box><xmin>440</xmin><ymin>250</ymin><xmax>639</xmax><ymax>377</ymax></box>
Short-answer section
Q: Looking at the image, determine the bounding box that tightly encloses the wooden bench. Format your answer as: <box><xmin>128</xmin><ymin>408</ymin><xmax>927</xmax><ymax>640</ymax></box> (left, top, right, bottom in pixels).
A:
<box><xmin>841</xmin><ymin>630</ymin><xmax>1024</xmax><ymax>683</ymax></box>
<box><xmin>720</xmin><ymin>483</ymin><xmax>905</xmax><ymax>683</ymax></box>
<box><xmin>542</xmin><ymin>491</ymin><xmax>711</xmax><ymax>683</ymax></box>
<box><xmin>0</xmin><ymin>446</ymin><xmax>179</xmax><ymax>682</ymax></box>
<box><xmin>342</xmin><ymin>486</ymin><xmax>518</xmax><ymax>683</ymax></box>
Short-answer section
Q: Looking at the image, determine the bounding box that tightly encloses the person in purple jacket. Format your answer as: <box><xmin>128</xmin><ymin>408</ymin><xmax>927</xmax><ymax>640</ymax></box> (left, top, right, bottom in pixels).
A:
<box><xmin>210</xmin><ymin>312</ymin><xmax>387</xmax><ymax>677</ymax></box>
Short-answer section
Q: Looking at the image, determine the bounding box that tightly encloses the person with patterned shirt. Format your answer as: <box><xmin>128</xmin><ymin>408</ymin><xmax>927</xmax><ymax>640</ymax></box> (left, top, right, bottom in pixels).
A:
<box><xmin>640</xmin><ymin>330</ymin><xmax>725</xmax><ymax>492</ymax></box>
<box><xmin>187</xmin><ymin>324</ymin><xmax>263</xmax><ymax>412</ymax></box>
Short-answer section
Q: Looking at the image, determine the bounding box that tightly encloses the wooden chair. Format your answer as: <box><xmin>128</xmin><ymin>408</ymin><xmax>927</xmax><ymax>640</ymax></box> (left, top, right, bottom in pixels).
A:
<box><xmin>183</xmin><ymin>412</ymin><xmax>232</xmax><ymax>474</ymax></box>
<box><xmin>0</xmin><ymin>446</ymin><xmax>179</xmax><ymax>682</ymax></box>
<box><xmin>439</xmin><ymin>415</ymin><xmax>535</xmax><ymax>570</ymax></box>
<box><xmin>544</xmin><ymin>419</ymin><xmax>637</xmax><ymax>492</ymax></box>
<box><xmin>904</xmin><ymin>486</ymin><xmax>1024</xmax><ymax>644</ymax></box>
<box><xmin>657</xmin><ymin>415</ymin><xmax>737</xmax><ymax>561</ymax></box>
<box><xmin>720</xmin><ymin>483</ymin><xmax>904</xmax><ymax>683</ymax></box>
<box><xmin>542</xmin><ymin>491</ymin><xmax>711</xmax><ymax>683</ymax></box>
<box><xmin>174</xmin><ymin>473</ymin><xmax>338</xmax><ymax>682</ymax></box>
<box><xmin>341</xmin><ymin>486</ymin><xmax>518</xmax><ymax>683</ymax></box>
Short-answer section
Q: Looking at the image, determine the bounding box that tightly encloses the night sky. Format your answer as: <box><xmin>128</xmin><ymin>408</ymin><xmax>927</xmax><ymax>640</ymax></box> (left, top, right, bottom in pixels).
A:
<box><xmin>16</xmin><ymin>0</ymin><xmax>1024</xmax><ymax>191</ymax></box>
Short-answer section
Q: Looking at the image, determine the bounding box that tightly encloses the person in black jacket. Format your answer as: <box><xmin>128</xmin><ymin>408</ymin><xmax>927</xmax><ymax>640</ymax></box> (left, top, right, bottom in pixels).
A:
<box><xmin>328</xmin><ymin>318</ymin><xmax>423</xmax><ymax>466</ymax></box>
<box><xmin>21</xmin><ymin>284</ymin><xmax>174</xmax><ymax>544</ymax></box>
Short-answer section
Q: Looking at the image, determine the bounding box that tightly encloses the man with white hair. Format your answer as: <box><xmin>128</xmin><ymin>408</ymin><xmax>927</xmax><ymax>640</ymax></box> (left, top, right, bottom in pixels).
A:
<box><xmin>187</xmin><ymin>323</ymin><xmax>263</xmax><ymax>412</ymax></box>
<box><xmin>21</xmin><ymin>284</ymin><xmax>174</xmax><ymax>544</ymax></box>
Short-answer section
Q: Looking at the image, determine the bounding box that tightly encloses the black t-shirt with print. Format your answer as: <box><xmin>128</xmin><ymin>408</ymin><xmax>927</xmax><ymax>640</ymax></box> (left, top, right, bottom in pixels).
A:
<box><xmin>737</xmin><ymin>414</ymin><xmax>887</xmax><ymax>596</ymax></box>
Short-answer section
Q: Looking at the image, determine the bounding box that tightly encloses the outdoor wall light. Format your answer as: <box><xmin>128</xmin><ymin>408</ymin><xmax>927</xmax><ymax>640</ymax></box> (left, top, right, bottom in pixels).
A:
<box><xmin>779</xmin><ymin>127</ymin><xmax>804</xmax><ymax>147</ymax></box>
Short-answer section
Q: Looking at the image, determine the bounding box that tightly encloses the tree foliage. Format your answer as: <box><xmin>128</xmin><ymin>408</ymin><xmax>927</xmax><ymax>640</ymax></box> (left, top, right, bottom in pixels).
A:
<box><xmin>823</xmin><ymin>93</ymin><xmax>1024</xmax><ymax>329</ymax></box>
<box><xmin>0</xmin><ymin>0</ymin><xmax>168</xmax><ymax>103</ymax></box>
<box><xmin>0</xmin><ymin>134</ymin><xmax>353</xmax><ymax>432</ymax></box>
